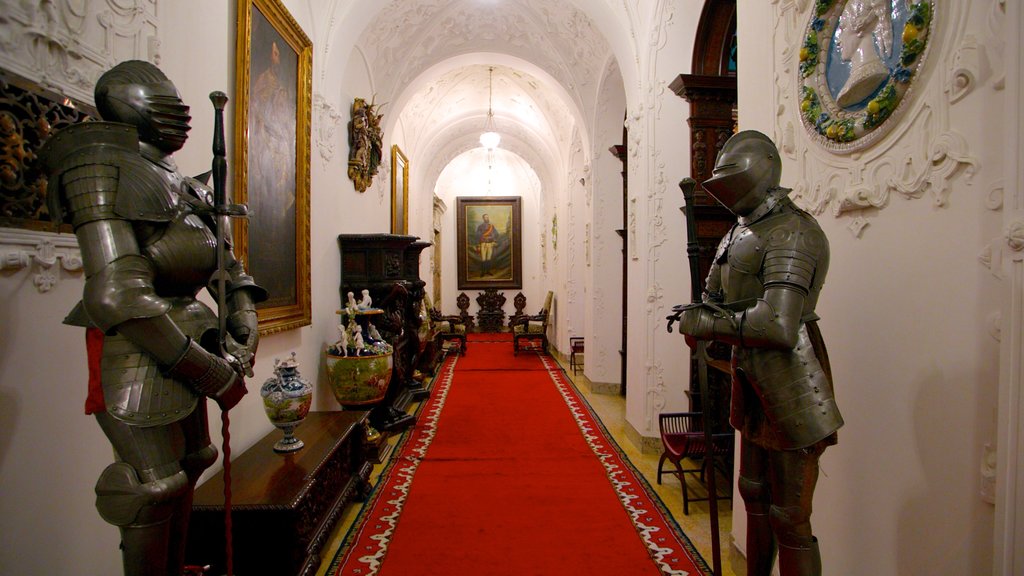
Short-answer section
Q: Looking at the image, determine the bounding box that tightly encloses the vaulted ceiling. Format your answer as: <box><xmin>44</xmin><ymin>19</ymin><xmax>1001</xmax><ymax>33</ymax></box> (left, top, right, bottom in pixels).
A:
<box><xmin>355</xmin><ymin>0</ymin><xmax>616</xmax><ymax>193</ymax></box>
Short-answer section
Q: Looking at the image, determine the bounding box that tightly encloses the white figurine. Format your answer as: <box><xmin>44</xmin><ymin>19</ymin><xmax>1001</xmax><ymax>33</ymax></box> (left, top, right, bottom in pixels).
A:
<box><xmin>335</xmin><ymin>324</ymin><xmax>348</xmax><ymax>357</ymax></box>
<box><xmin>352</xmin><ymin>324</ymin><xmax>365</xmax><ymax>355</ymax></box>
<box><xmin>346</xmin><ymin>291</ymin><xmax>358</xmax><ymax>311</ymax></box>
<box><xmin>358</xmin><ymin>289</ymin><xmax>373</xmax><ymax>310</ymax></box>
<box><xmin>367</xmin><ymin>323</ymin><xmax>382</xmax><ymax>342</ymax></box>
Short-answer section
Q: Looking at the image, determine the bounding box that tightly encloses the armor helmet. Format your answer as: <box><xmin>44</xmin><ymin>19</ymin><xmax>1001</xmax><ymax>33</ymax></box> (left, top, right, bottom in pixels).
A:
<box><xmin>702</xmin><ymin>130</ymin><xmax>782</xmax><ymax>216</ymax></box>
<box><xmin>95</xmin><ymin>61</ymin><xmax>191</xmax><ymax>153</ymax></box>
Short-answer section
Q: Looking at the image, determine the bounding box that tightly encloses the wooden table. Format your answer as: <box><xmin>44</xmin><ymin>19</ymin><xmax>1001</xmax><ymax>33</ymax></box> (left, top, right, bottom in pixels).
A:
<box><xmin>185</xmin><ymin>411</ymin><xmax>372</xmax><ymax>576</ymax></box>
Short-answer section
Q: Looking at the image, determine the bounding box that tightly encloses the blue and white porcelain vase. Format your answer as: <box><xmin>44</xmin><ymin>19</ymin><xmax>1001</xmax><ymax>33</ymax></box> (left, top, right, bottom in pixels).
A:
<box><xmin>260</xmin><ymin>352</ymin><xmax>313</xmax><ymax>453</ymax></box>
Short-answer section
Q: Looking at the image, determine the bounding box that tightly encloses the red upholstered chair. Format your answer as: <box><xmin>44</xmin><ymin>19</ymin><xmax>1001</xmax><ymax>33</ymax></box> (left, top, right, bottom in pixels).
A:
<box><xmin>512</xmin><ymin>291</ymin><xmax>553</xmax><ymax>355</ymax></box>
<box><xmin>657</xmin><ymin>412</ymin><xmax>734</xmax><ymax>514</ymax></box>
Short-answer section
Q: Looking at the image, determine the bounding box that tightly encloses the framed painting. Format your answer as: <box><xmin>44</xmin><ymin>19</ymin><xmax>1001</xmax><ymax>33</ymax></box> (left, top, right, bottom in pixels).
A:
<box><xmin>456</xmin><ymin>196</ymin><xmax>522</xmax><ymax>290</ymax></box>
<box><xmin>234</xmin><ymin>0</ymin><xmax>312</xmax><ymax>335</ymax></box>
<box><xmin>391</xmin><ymin>145</ymin><xmax>408</xmax><ymax>234</ymax></box>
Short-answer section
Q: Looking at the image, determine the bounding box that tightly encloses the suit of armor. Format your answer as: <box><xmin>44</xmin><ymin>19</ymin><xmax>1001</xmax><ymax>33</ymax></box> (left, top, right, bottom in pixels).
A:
<box><xmin>680</xmin><ymin>131</ymin><xmax>843</xmax><ymax>576</ymax></box>
<box><xmin>40</xmin><ymin>61</ymin><xmax>265</xmax><ymax>576</ymax></box>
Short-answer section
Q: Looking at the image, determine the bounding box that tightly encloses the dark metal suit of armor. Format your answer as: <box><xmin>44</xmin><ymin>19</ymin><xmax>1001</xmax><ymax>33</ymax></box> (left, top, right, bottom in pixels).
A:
<box><xmin>40</xmin><ymin>61</ymin><xmax>266</xmax><ymax>576</ymax></box>
<box><xmin>679</xmin><ymin>131</ymin><xmax>843</xmax><ymax>576</ymax></box>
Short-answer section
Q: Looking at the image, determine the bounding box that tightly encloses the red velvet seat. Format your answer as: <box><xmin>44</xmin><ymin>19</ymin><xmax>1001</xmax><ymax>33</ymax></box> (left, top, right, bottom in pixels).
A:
<box><xmin>657</xmin><ymin>412</ymin><xmax>734</xmax><ymax>514</ymax></box>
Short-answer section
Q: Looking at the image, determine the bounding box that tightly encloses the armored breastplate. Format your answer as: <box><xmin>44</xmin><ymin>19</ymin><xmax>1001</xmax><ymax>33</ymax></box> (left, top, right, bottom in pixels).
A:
<box><xmin>720</xmin><ymin>203</ymin><xmax>827</xmax><ymax>321</ymax></box>
<box><xmin>720</xmin><ymin>200</ymin><xmax>842</xmax><ymax>450</ymax></box>
<box><xmin>121</xmin><ymin>160</ymin><xmax>218</xmax><ymax>298</ymax></box>
<box><xmin>136</xmin><ymin>206</ymin><xmax>218</xmax><ymax>298</ymax></box>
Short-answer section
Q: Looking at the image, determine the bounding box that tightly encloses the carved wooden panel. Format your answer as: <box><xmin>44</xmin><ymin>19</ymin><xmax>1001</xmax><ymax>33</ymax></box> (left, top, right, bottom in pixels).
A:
<box><xmin>0</xmin><ymin>69</ymin><xmax>95</xmax><ymax>233</ymax></box>
<box><xmin>475</xmin><ymin>288</ymin><xmax>507</xmax><ymax>333</ymax></box>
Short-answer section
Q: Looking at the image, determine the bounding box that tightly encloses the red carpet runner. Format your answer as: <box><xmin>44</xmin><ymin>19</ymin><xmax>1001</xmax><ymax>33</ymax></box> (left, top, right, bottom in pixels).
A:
<box><xmin>330</xmin><ymin>336</ymin><xmax>710</xmax><ymax>575</ymax></box>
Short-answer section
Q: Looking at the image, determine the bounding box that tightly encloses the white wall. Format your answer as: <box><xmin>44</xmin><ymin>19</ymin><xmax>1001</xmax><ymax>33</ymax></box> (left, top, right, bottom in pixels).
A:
<box><xmin>622</xmin><ymin>0</ymin><xmax>705</xmax><ymax>439</ymax></box>
<box><xmin>735</xmin><ymin>0</ymin><xmax>1004</xmax><ymax>572</ymax></box>
<box><xmin>586</xmin><ymin>57</ymin><xmax>627</xmax><ymax>387</ymax></box>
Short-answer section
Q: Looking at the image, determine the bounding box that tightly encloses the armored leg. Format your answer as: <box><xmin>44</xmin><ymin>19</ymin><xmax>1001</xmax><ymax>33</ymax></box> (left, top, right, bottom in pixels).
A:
<box><xmin>96</xmin><ymin>412</ymin><xmax>190</xmax><ymax>576</ymax></box>
<box><xmin>738</xmin><ymin>437</ymin><xmax>777</xmax><ymax>576</ymax></box>
<box><xmin>167</xmin><ymin>404</ymin><xmax>218</xmax><ymax>575</ymax></box>
<box><xmin>767</xmin><ymin>442</ymin><xmax>827</xmax><ymax>576</ymax></box>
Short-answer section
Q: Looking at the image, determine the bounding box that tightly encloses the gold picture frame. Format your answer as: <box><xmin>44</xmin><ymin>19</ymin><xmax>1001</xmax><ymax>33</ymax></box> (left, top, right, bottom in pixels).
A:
<box><xmin>234</xmin><ymin>0</ymin><xmax>312</xmax><ymax>335</ymax></box>
<box><xmin>391</xmin><ymin>145</ymin><xmax>409</xmax><ymax>234</ymax></box>
<box><xmin>456</xmin><ymin>196</ymin><xmax>523</xmax><ymax>290</ymax></box>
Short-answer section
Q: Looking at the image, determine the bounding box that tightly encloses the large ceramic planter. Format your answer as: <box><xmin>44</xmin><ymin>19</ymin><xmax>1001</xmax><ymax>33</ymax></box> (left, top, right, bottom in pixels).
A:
<box><xmin>260</xmin><ymin>354</ymin><xmax>314</xmax><ymax>453</ymax></box>
<box><xmin>325</xmin><ymin>349</ymin><xmax>393</xmax><ymax>408</ymax></box>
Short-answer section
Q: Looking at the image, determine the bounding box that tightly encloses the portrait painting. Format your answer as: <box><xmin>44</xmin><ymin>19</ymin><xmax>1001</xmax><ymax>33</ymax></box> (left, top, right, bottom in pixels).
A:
<box><xmin>456</xmin><ymin>196</ymin><xmax>522</xmax><ymax>290</ymax></box>
<box><xmin>235</xmin><ymin>0</ymin><xmax>312</xmax><ymax>334</ymax></box>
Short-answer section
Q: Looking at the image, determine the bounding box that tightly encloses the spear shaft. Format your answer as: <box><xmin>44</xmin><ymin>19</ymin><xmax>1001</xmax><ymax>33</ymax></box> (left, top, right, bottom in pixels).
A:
<box><xmin>679</xmin><ymin>177</ymin><xmax>722</xmax><ymax>576</ymax></box>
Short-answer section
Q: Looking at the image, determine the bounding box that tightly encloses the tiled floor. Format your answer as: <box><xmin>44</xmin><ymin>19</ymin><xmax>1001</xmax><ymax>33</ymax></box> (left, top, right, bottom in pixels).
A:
<box><xmin>315</xmin><ymin>351</ymin><xmax>747</xmax><ymax>576</ymax></box>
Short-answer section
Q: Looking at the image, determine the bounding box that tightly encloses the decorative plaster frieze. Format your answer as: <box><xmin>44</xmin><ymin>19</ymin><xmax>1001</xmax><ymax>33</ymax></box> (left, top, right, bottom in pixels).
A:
<box><xmin>946</xmin><ymin>35</ymin><xmax>986</xmax><ymax>104</ymax></box>
<box><xmin>0</xmin><ymin>0</ymin><xmax>159</xmax><ymax>105</ymax></box>
<box><xmin>980</xmin><ymin>181</ymin><xmax>1007</xmax><ymax>278</ymax></box>
<box><xmin>0</xmin><ymin>229</ymin><xmax>82</xmax><ymax>292</ymax></box>
<box><xmin>986</xmin><ymin>311</ymin><xmax>1002</xmax><ymax>343</ymax></box>
<box><xmin>313</xmin><ymin>93</ymin><xmax>343</xmax><ymax>163</ymax></box>
<box><xmin>644</xmin><ymin>359</ymin><xmax>666</xmax><ymax>433</ymax></box>
<box><xmin>986</xmin><ymin>179</ymin><xmax>1005</xmax><ymax>212</ymax></box>
<box><xmin>1006</xmin><ymin>220</ymin><xmax>1024</xmax><ymax>259</ymax></box>
<box><xmin>986</xmin><ymin>0</ymin><xmax>1006</xmax><ymax>90</ymax></box>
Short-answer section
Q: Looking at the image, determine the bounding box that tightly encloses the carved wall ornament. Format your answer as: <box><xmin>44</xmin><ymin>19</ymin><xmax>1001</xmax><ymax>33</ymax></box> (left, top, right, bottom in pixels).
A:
<box><xmin>313</xmin><ymin>93</ymin><xmax>343</xmax><ymax>163</ymax></box>
<box><xmin>1006</xmin><ymin>220</ymin><xmax>1024</xmax><ymax>257</ymax></box>
<box><xmin>347</xmin><ymin>97</ymin><xmax>383</xmax><ymax>192</ymax></box>
<box><xmin>946</xmin><ymin>35</ymin><xmax>986</xmax><ymax>104</ymax></box>
<box><xmin>798</xmin><ymin>0</ymin><xmax>935</xmax><ymax>152</ymax></box>
<box><xmin>0</xmin><ymin>228</ymin><xmax>83</xmax><ymax>292</ymax></box>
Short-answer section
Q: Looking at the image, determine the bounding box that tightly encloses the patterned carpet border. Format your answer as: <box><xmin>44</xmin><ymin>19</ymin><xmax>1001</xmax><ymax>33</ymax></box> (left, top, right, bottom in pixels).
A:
<box><xmin>536</xmin><ymin>354</ymin><xmax>713</xmax><ymax>576</ymax></box>
<box><xmin>327</xmin><ymin>350</ymin><xmax>712</xmax><ymax>576</ymax></box>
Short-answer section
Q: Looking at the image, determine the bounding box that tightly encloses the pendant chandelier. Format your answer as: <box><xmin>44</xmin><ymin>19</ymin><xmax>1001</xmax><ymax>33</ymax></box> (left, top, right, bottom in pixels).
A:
<box><xmin>479</xmin><ymin>66</ymin><xmax>500</xmax><ymax>150</ymax></box>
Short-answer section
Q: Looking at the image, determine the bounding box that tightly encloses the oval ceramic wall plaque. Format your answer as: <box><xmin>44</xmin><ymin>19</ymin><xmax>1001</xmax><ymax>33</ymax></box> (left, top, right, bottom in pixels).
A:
<box><xmin>798</xmin><ymin>0</ymin><xmax>934</xmax><ymax>153</ymax></box>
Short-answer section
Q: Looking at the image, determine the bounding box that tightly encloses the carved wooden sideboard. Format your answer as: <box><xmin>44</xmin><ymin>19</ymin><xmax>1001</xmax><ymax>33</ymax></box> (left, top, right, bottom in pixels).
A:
<box><xmin>337</xmin><ymin>234</ymin><xmax>431</xmax><ymax>431</ymax></box>
<box><xmin>185</xmin><ymin>411</ymin><xmax>372</xmax><ymax>576</ymax></box>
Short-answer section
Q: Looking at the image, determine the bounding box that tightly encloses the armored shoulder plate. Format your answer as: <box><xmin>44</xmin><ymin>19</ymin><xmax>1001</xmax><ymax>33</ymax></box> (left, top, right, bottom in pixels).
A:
<box><xmin>39</xmin><ymin>121</ymin><xmax>179</xmax><ymax>224</ymax></box>
<box><xmin>39</xmin><ymin>122</ymin><xmax>137</xmax><ymax>225</ymax></box>
<box><xmin>761</xmin><ymin>208</ymin><xmax>828</xmax><ymax>294</ymax></box>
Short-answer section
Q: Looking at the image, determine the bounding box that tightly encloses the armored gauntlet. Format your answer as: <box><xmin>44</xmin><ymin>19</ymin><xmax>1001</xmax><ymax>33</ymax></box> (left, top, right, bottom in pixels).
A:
<box><xmin>166</xmin><ymin>338</ymin><xmax>247</xmax><ymax>410</ymax></box>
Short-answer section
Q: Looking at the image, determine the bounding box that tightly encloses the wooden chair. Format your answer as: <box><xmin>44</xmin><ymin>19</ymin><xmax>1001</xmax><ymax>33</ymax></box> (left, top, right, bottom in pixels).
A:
<box><xmin>512</xmin><ymin>291</ymin><xmax>553</xmax><ymax>355</ymax></box>
<box><xmin>428</xmin><ymin>302</ymin><xmax>468</xmax><ymax>355</ymax></box>
<box><xmin>569</xmin><ymin>337</ymin><xmax>584</xmax><ymax>374</ymax></box>
<box><xmin>657</xmin><ymin>412</ymin><xmax>734</xmax><ymax>514</ymax></box>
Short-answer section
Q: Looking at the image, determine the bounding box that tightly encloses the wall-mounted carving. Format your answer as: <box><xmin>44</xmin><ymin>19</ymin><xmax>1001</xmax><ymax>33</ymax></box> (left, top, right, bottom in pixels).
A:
<box><xmin>347</xmin><ymin>97</ymin><xmax>383</xmax><ymax>193</ymax></box>
<box><xmin>0</xmin><ymin>70</ymin><xmax>95</xmax><ymax>232</ymax></box>
<box><xmin>773</xmin><ymin>1</ymin><xmax>984</xmax><ymax>236</ymax></box>
<box><xmin>797</xmin><ymin>1</ymin><xmax>935</xmax><ymax>152</ymax></box>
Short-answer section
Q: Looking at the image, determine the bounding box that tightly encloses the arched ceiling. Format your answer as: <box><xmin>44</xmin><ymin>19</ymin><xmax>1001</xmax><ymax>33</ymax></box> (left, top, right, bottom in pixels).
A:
<box><xmin>354</xmin><ymin>0</ymin><xmax>615</xmax><ymax>196</ymax></box>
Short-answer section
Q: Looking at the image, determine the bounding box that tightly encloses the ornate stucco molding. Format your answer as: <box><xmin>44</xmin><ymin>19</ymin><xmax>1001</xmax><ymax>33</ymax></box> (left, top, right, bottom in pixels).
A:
<box><xmin>313</xmin><ymin>93</ymin><xmax>343</xmax><ymax>163</ymax></box>
<box><xmin>0</xmin><ymin>229</ymin><xmax>82</xmax><ymax>292</ymax></box>
<box><xmin>0</xmin><ymin>0</ymin><xmax>159</xmax><ymax>105</ymax></box>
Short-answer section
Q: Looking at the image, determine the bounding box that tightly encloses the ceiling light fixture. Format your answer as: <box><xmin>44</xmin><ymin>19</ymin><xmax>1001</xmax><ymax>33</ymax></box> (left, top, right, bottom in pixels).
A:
<box><xmin>479</xmin><ymin>66</ymin><xmax>500</xmax><ymax>150</ymax></box>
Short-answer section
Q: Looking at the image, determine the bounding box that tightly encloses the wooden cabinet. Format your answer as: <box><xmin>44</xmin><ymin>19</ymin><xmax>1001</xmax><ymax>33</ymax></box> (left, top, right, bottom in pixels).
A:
<box><xmin>185</xmin><ymin>411</ymin><xmax>372</xmax><ymax>576</ymax></box>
